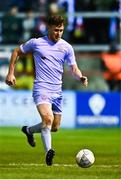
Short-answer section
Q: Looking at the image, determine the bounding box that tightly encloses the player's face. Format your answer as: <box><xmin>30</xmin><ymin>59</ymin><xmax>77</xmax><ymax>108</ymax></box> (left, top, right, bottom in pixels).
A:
<box><xmin>48</xmin><ymin>24</ymin><xmax>64</xmax><ymax>42</ymax></box>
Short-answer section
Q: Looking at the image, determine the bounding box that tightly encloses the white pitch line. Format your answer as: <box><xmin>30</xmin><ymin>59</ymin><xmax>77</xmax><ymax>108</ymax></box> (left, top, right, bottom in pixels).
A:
<box><xmin>0</xmin><ymin>163</ymin><xmax>120</xmax><ymax>168</ymax></box>
<box><xmin>0</xmin><ymin>163</ymin><xmax>77</xmax><ymax>167</ymax></box>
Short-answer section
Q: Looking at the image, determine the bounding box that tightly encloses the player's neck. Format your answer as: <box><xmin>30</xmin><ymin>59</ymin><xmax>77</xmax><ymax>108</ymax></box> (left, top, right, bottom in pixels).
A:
<box><xmin>47</xmin><ymin>35</ymin><xmax>59</xmax><ymax>43</ymax></box>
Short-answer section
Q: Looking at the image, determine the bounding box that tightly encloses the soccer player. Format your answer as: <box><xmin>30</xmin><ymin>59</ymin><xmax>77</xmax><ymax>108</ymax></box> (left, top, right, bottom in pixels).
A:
<box><xmin>5</xmin><ymin>15</ymin><xmax>88</xmax><ymax>166</ymax></box>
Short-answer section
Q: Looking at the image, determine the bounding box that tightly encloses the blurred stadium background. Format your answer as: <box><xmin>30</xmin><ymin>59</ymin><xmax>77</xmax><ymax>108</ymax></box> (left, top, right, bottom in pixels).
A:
<box><xmin>0</xmin><ymin>0</ymin><xmax>121</xmax><ymax>179</ymax></box>
<box><xmin>0</xmin><ymin>0</ymin><xmax>120</xmax><ymax>127</ymax></box>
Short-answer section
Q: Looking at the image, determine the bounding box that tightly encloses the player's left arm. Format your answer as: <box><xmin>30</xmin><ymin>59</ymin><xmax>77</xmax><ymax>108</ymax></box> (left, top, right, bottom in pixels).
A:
<box><xmin>70</xmin><ymin>64</ymin><xmax>88</xmax><ymax>87</ymax></box>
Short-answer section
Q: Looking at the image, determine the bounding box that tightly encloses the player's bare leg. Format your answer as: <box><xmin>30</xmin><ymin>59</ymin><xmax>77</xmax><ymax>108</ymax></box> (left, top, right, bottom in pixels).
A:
<box><xmin>37</xmin><ymin>104</ymin><xmax>55</xmax><ymax>166</ymax></box>
<box><xmin>51</xmin><ymin>114</ymin><xmax>61</xmax><ymax>132</ymax></box>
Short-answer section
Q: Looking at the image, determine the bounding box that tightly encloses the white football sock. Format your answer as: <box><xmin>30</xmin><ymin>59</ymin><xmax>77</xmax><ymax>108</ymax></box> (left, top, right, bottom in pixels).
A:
<box><xmin>27</xmin><ymin>123</ymin><xmax>42</xmax><ymax>134</ymax></box>
<box><xmin>41</xmin><ymin>127</ymin><xmax>51</xmax><ymax>153</ymax></box>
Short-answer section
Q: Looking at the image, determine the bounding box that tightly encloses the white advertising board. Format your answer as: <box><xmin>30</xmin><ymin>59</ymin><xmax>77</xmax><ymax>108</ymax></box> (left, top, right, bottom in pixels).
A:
<box><xmin>0</xmin><ymin>90</ymin><xmax>76</xmax><ymax>128</ymax></box>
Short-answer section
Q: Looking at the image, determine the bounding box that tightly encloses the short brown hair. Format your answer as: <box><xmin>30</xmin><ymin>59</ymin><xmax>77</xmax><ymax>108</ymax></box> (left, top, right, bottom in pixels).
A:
<box><xmin>47</xmin><ymin>15</ymin><xmax>65</xmax><ymax>26</ymax></box>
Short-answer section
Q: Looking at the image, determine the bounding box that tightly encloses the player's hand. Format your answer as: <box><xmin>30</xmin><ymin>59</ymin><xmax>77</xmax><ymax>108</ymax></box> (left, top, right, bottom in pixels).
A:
<box><xmin>80</xmin><ymin>76</ymin><xmax>88</xmax><ymax>87</ymax></box>
<box><xmin>5</xmin><ymin>74</ymin><xmax>16</xmax><ymax>86</ymax></box>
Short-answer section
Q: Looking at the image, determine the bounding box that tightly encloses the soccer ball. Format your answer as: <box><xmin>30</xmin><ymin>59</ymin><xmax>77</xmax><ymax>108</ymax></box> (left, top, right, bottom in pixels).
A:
<box><xmin>76</xmin><ymin>149</ymin><xmax>95</xmax><ymax>168</ymax></box>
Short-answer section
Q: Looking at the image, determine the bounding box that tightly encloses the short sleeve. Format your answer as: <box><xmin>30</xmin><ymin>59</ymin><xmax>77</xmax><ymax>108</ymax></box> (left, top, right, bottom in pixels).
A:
<box><xmin>20</xmin><ymin>38</ymin><xmax>35</xmax><ymax>53</ymax></box>
<box><xmin>66</xmin><ymin>45</ymin><xmax>77</xmax><ymax>66</ymax></box>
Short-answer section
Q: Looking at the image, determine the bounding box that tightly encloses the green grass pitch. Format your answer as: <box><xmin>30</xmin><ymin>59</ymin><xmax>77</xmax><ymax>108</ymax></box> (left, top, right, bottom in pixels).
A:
<box><xmin>0</xmin><ymin>127</ymin><xmax>121</xmax><ymax>179</ymax></box>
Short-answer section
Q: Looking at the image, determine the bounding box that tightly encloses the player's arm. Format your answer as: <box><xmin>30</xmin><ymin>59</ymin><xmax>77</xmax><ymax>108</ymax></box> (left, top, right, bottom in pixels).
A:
<box><xmin>5</xmin><ymin>47</ymin><xmax>24</xmax><ymax>86</ymax></box>
<box><xmin>70</xmin><ymin>64</ymin><xmax>88</xmax><ymax>87</ymax></box>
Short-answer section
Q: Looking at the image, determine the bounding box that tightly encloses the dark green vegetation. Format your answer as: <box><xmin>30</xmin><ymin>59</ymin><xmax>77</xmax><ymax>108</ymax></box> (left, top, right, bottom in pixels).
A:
<box><xmin>0</xmin><ymin>127</ymin><xmax>120</xmax><ymax>179</ymax></box>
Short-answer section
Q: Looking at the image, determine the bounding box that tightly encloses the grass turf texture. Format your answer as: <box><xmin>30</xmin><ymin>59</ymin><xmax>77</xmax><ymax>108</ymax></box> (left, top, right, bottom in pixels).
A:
<box><xmin>0</xmin><ymin>127</ymin><xmax>120</xmax><ymax>179</ymax></box>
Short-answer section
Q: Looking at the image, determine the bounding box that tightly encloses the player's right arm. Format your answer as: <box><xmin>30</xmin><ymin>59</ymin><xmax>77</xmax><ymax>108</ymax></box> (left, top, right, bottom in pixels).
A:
<box><xmin>5</xmin><ymin>47</ymin><xmax>24</xmax><ymax>86</ymax></box>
